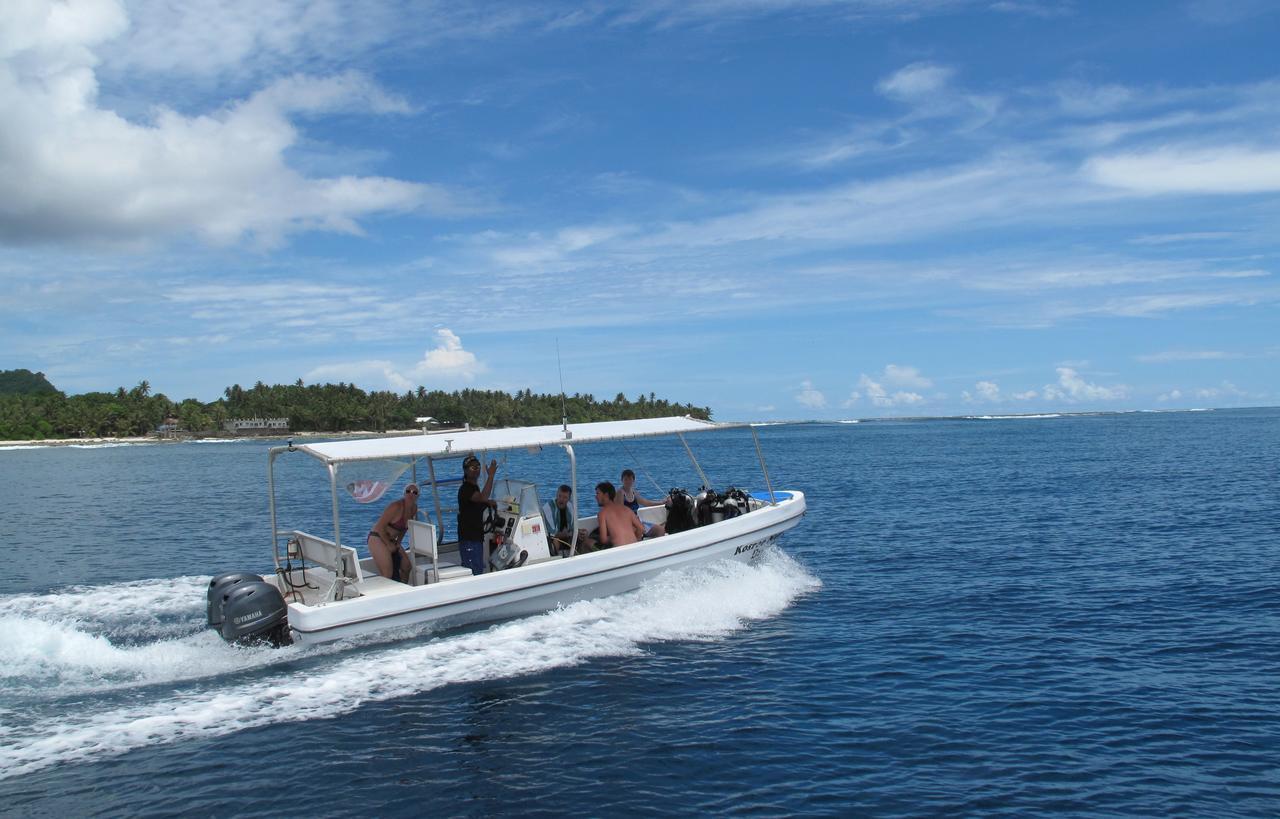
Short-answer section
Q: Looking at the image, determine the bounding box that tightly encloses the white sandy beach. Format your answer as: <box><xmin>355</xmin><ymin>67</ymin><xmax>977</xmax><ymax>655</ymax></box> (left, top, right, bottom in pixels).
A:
<box><xmin>0</xmin><ymin>429</ymin><xmax>431</xmax><ymax>448</ymax></box>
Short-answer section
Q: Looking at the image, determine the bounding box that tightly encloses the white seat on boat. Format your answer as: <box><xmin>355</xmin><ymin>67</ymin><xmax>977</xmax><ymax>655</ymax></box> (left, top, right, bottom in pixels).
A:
<box><xmin>294</xmin><ymin>531</ymin><xmax>362</xmax><ymax>581</ymax></box>
<box><xmin>409</xmin><ymin>520</ymin><xmax>472</xmax><ymax>584</ymax></box>
<box><xmin>637</xmin><ymin>505</ymin><xmax>668</xmax><ymax>525</ymax></box>
<box><xmin>292</xmin><ymin>531</ymin><xmax>363</xmax><ymax>602</ymax></box>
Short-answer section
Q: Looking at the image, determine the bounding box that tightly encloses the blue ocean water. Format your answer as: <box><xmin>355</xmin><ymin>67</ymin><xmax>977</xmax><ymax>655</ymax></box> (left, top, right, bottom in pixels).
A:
<box><xmin>1</xmin><ymin>409</ymin><xmax>1278</xmax><ymax>816</ymax></box>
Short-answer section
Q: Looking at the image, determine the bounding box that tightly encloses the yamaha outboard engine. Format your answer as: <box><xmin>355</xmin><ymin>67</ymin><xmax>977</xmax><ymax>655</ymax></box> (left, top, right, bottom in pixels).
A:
<box><xmin>219</xmin><ymin>580</ymin><xmax>292</xmax><ymax>646</ymax></box>
<box><xmin>207</xmin><ymin>572</ymin><xmax>263</xmax><ymax>628</ymax></box>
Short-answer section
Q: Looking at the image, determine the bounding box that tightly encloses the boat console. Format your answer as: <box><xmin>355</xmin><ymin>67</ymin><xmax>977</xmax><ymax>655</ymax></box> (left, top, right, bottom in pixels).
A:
<box><xmin>488</xmin><ymin>479</ymin><xmax>552</xmax><ymax>567</ymax></box>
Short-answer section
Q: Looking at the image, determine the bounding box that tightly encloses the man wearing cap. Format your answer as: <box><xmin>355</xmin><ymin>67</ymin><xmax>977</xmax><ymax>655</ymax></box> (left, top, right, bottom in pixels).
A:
<box><xmin>457</xmin><ymin>454</ymin><xmax>497</xmax><ymax>575</ymax></box>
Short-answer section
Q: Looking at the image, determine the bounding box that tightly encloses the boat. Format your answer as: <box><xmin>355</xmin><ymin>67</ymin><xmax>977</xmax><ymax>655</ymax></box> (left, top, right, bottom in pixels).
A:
<box><xmin>206</xmin><ymin>416</ymin><xmax>806</xmax><ymax>646</ymax></box>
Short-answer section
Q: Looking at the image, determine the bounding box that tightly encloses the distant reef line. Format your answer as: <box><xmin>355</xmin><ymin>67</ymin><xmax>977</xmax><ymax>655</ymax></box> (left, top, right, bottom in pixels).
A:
<box><xmin>0</xmin><ymin>369</ymin><xmax>712</xmax><ymax>442</ymax></box>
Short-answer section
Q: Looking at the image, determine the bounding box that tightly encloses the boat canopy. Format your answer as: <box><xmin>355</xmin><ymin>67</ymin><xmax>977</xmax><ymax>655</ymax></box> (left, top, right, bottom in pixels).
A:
<box><xmin>297</xmin><ymin>416</ymin><xmax>737</xmax><ymax>465</ymax></box>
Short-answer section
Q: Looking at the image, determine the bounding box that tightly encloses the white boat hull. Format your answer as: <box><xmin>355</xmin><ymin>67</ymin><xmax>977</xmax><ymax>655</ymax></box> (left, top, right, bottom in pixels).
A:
<box><xmin>283</xmin><ymin>491</ymin><xmax>805</xmax><ymax>645</ymax></box>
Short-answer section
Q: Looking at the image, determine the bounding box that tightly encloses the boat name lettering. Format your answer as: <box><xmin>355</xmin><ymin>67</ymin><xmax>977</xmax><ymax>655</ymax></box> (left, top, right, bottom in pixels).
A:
<box><xmin>734</xmin><ymin>540</ymin><xmax>764</xmax><ymax>556</ymax></box>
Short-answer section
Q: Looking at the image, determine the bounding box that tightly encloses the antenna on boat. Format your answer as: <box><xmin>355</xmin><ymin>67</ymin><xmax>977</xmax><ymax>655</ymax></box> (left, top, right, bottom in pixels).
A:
<box><xmin>557</xmin><ymin>338</ymin><xmax>571</xmax><ymax>439</ymax></box>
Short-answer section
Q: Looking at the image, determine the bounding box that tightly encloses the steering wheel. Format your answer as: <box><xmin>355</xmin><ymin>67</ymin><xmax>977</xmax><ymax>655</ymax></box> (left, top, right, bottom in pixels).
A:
<box><xmin>481</xmin><ymin>504</ymin><xmax>498</xmax><ymax>534</ymax></box>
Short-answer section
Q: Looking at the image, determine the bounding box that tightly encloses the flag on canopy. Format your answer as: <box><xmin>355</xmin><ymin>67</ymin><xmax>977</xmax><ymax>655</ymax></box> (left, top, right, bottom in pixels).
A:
<box><xmin>341</xmin><ymin>460</ymin><xmax>411</xmax><ymax>504</ymax></box>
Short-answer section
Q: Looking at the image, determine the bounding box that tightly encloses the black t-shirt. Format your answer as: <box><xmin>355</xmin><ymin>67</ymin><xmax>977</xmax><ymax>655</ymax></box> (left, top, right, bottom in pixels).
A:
<box><xmin>457</xmin><ymin>480</ymin><xmax>485</xmax><ymax>541</ymax></box>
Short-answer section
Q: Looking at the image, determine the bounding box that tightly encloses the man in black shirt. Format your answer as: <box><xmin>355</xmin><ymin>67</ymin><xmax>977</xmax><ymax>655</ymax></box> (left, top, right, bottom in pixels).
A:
<box><xmin>457</xmin><ymin>453</ymin><xmax>497</xmax><ymax>574</ymax></box>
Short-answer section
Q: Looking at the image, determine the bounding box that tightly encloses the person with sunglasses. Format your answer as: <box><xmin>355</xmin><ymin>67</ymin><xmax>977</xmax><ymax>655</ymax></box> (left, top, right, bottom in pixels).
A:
<box><xmin>367</xmin><ymin>483</ymin><xmax>419</xmax><ymax>582</ymax></box>
<box><xmin>457</xmin><ymin>454</ymin><xmax>498</xmax><ymax>575</ymax></box>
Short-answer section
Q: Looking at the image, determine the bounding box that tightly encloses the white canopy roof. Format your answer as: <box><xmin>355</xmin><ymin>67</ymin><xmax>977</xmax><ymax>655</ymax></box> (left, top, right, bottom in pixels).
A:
<box><xmin>298</xmin><ymin>415</ymin><xmax>734</xmax><ymax>465</ymax></box>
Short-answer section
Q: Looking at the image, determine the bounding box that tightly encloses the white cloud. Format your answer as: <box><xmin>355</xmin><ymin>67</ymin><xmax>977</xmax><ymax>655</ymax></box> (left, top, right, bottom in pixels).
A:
<box><xmin>1051</xmin><ymin>80</ymin><xmax>1134</xmax><ymax>116</ymax></box>
<box><xmin>1095</xmin><ymin>292</ymin><xmax>1266</xmax><ymax>317</ymax></box>
<box><xmin>962</xmin><ymin>380</ymin><xmax>1041</xmax><ymax>403</ymax></box>
<box><xmin>962</xmin><ymin>380</ymin><xmax>1002</xmax><ymax>403</ymax></box>
<box><xmin>1193</xmin><ymin>381</ymin><xmax>1248</xmax><ymax>400</ymax></box>
<box><xmin>305</xmin><ymin>359</ymin><xmax>410</xmax><ymax>391</ymax></box>
<box><xmin>883</xmin><ymin>363</ymin><xmax>933</xmax><ymax>389</ymax></box>
<box><xmin>305</xmin><ymin>328</ymin><xmax>483</xmax><ymax>391</ymax></box>
<box><xmin>489</xmin><ymin>225</ymin><xmax>630</xmax><ymax>269</ymax></box>
<box><xmin>1129</xmin><ymin>231</ymin><xmax>1237</xmax><ymax>245</ymax></box>
<box><xmin>845</xmin><ymin>373</ymin><xmax>925</xmax><ymax>408</ymax></box>
<box><xmin>1041</xmin><ymin>367</ymin><xmax>1127</xmax><ymax>402</ymax></box>
<box><xmin>877</xmin><ymin>62</ymin><xmax>954</xmax><ymax>101</ymax></box>
<box><xmin>1136</xmin><ymin>350</ymin><xmax>1236</xmax><ymax>362</ymax></box>
<box><xmin>1183</xmin><ymin>0</ymin><xmax>1273</xmax><ymax>25</ymax></box>
<box><xmin>102</xmin><ymin>0</ymin><xmax>544</xmax><ymax>80</ymax></box>
<box><xmin>795</xmin><ymin>379</ymin><xmax>827</xmax><ymax>409</ymax></box>
<box><xmin>612</xmin><ymin>1</ymin><xmax>970</xmax><ymax>29</ymax></box>
<box><xmin>1157</xmin><ymin>389</ymin><xmax>1182</xmax><ymax>402</ymax></box>
<box><xmin>1085</xmin><ymin>146</ymin><xmax>1280</xmax><ymax>194</ymax></box>
<box><xmin>0</xmin><ymin>1</ymin><xmax>449</xmax><ymax>248</ymax></box>
<box><xmin>409</xmin><ymin>328</ymin><xmax>484</xmax><ymax>381</ymax></box>
<box><xmin>874</xmin><ymin>61</ymin><xmax>1001</xmax><ymax>127</ymax></box>
<box><xmin>990</xmin><ymin>1</ymin><xmax>1074</xmax><ymax>18</ymax></box>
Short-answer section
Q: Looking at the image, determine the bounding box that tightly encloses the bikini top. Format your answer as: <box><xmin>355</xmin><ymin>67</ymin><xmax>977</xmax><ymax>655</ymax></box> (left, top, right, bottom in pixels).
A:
<box><xmin>389</xmin><ymin>499</ymin><xmax>411</xmax><ymax>531</ymax></box>
<box><xmin>620</xmin><ymin>487</ymin><xmax>640</xmax><ymax>512</ymax></box>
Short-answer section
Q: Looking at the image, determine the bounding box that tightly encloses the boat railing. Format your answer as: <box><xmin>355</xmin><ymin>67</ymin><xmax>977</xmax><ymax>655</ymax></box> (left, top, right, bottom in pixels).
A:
<box><xmin>279</xmin><ymin>530</ymin><xmax>364</xmax><ymax>603</ymax></box>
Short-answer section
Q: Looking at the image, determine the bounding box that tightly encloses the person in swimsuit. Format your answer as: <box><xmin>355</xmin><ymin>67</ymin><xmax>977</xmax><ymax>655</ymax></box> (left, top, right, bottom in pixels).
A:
<box><xmin>595</xmin><ymin>481</ymin><xmax>645</xmax><ymax>548</ymax></box>
<box><xmin>618</xmin><ymin>469</ymin><xmax>666</xmax><ymax>537</ymax></box>
<box><xmin>367</xmin><ymin>484</ymin><xmax>418</xmax><ymax>582</ymax></box>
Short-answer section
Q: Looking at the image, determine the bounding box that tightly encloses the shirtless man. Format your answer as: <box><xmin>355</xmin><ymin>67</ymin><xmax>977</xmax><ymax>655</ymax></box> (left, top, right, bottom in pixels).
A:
<box><xmin>595</xmin><ymin>481</ymin><xmax>644</xmax><ymax>548</ymax></box>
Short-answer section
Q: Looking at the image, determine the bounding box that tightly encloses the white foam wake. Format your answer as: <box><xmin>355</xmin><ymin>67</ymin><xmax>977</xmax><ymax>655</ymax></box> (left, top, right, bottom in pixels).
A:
<box><xmin>0</xmin><ymin>577</ymin><xmax>291</xmax><ymax>694</ymax></box>
<box><xmin>1</xmin><ymin>576</ymin><xmax>208</xmax><ymax>629</ymax></box>
<box><xmin>0</xmin><ymin>551</ymin><xmax>819</xmax><ymax>779</ymax></box>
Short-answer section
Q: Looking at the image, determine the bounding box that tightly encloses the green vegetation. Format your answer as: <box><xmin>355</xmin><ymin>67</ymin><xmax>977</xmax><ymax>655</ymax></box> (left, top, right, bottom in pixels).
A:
<box><xmin>0</xmin><ymin>370</ymin><xmax>711</xmax><ymax>440</ymax></box>
<box><xmin>0</xmin><ymin>369</ymin><xmax>58</xmax><ymax>396</ymax></box>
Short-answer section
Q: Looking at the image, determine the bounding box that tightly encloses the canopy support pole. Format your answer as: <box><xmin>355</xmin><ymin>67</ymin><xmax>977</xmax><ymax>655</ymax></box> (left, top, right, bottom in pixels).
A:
<box><xmin>268</xmin><ymin>447</ymin><xmax>282</xmax><ymax>569</ymax></box>
<box><xmin>677</xmin><ymin>432</ymin><xmax>711</xmax><ymax>490</ymax></box>
<box><xmin>328</xmin><ymin>463</ymin><xmax>341</xmax><ymax>547</ymax></box>
<box><xmin>750</xmin><ymin>426</ymin><xmax>777</xmax><ymax>505</ymax></box>
<box><xmin>565</xmin><ymin>444</ymin><xmax>578</xmax><ymax>556</ymax></box>
<box><xmin>427</xmin><ymin>457</ymin><xmax>443</xmax><ymax>538</ymax></box>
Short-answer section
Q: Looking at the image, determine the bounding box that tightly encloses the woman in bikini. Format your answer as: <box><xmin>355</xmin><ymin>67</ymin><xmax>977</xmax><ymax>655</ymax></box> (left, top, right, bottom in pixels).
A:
<box><xmin>368</xmin><ymin>484</ymin><xmax>419</xmax><ymax>582</ymax></box>
<box><xmin>618</xmin><ymin>469</ymin><xmax>666</xmax><ymax>537</ymax></box>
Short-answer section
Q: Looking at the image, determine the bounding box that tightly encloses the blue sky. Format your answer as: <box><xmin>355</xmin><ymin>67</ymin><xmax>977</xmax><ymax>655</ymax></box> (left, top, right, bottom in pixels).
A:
<box><xmin>1</xmin><ymin>0</ymin><xmax>1277</xmax><ymax>420</ymax></box>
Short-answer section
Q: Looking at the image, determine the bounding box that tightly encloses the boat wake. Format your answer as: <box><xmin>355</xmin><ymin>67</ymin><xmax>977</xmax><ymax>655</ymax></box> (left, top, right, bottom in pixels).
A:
<box><xmin>0</xmin><ymin>577</ymin><xmax>299</xmax><ymax>695</ymax></box>
<box><xmin>0</xmin><ymin>550</ymin><xmax>819</xmax><ymax>779</ymax></box>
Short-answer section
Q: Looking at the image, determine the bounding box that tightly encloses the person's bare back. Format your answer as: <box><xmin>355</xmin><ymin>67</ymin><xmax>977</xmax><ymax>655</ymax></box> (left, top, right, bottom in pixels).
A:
<box><xmin>595</xmin><ymin>482</ymin><xmax>645</xmax><ymax>547</ymax></box>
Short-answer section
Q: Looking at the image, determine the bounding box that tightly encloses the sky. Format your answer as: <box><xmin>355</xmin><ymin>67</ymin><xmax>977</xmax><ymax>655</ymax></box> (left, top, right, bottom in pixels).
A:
<box><xmin>1</xmin><ymin>0</ymin><xmax>1278</xmax><ymax>420</ymax></box>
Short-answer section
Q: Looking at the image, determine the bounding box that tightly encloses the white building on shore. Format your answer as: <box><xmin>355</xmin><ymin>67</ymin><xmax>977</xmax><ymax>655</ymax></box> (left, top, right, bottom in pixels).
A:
<box><xmin>224</xmin><ymin>417</ymin><xmax>289</xmax><ymax>434</ymax></box>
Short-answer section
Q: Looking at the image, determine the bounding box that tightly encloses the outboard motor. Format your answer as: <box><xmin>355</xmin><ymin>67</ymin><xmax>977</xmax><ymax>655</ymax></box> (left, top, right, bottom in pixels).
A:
<box><xmin>220</xmin><ymin>580</ymin><xmax>291</xmax><ymax>646</ymax></box>
<box><xmin>207</xmin><ymin>572</ymin><xmax>264</xmax><ymax>628</ymax></box>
